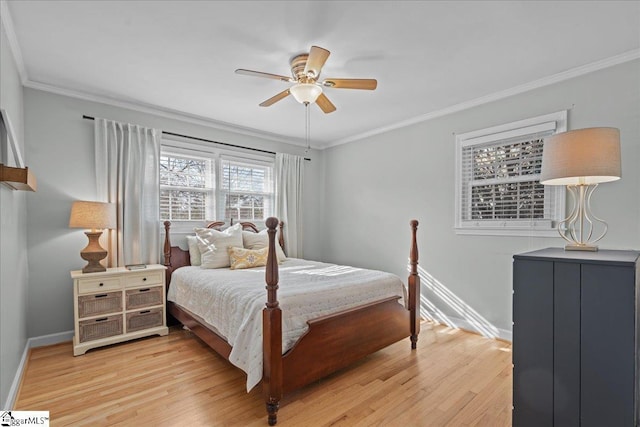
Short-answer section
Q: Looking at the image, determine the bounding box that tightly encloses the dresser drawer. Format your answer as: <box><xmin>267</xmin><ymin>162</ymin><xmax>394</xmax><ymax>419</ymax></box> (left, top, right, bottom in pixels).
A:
<box><xmin>77</xmin><ymin>277</ymin><xmax>122</xmax><ymax>294</ymax></box>
<box><xmin>124</xmin><ymin>271</ymin><xmax>163</xmax><ymax>288</ymax></box>
<box><xmin>126</xmin><ymin>307</ymin><xmax>163</xmax><ymax>333</ymax></box>
<box><xmin>126</xmin><ymin>286</ymin><xmax>163</xmax><ymax>309</ymax></box>
<box><xmin>79</xmin><ymin>314</ymin><xmax>123</xmax><ymax>343</ymax></box>
<box><xmin>78</xmin><ymin>291</ymin><xmax>122</xmax><ymax>318</ymax></box>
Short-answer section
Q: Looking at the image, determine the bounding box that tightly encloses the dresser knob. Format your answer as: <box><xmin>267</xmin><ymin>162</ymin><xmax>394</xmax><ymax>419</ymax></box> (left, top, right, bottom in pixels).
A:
<box><xmin>143</xmin><ymin>277</ymin><xmax>147</xmax><ymax>281</ymax></box>
<box><xmin>99</xmin><ymin>283</ymin><xmax>104</xmax><ymax>287</ymax></box>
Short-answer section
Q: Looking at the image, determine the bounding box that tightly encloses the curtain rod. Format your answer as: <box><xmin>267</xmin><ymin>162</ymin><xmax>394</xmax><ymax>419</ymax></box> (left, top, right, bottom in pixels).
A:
<box><xmin>82</xmin><ymin>115</ymin><xmax>311</xmax><ymax>161</ymax></box>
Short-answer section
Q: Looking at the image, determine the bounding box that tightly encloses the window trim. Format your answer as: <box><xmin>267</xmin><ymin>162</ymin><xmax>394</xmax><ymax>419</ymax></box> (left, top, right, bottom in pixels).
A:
<box><xmin>454</xmin><ymin>111</ymin><xmax>567</xmax><ymax>237</ymax></box>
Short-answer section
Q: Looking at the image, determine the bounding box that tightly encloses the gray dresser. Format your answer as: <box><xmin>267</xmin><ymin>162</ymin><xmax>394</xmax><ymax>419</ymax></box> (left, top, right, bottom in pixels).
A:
<box><xmin>513</xmin><ymin>248</ymin><xmax>639</xmax><ymax>427</ymax></box>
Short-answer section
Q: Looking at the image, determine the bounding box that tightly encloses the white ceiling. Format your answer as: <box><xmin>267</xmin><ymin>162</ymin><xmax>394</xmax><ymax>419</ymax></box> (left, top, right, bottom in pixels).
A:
<box><xmin>4</xmin><ymin>1</ymin><xmax>640</xmax><ymax>148</ymax></box>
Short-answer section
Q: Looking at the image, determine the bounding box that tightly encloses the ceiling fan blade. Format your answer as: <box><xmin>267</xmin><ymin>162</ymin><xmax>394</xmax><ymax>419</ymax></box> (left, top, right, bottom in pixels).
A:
<box><xmin>235</xmin><ymin>69</ymin><xmax>293</xmax><ymax>82</ymax></box>
<box><xmin>322</xmin><ymin>78</ymin><xmax>377</xmax><ymax>90</ymax></box>
<box><xmin>303</xmin><ymin>46</ymin><xmax>330</xmax><ymax>79</ymax></box>
<box><xmin>259</xmin><ymin>89</ymin><xmax>291</xmax><ymax>107</ymax></box>
<box><xmin>316</xmin><ymin>93</ymin><xmax>336</xmax><ymax>114</ymax></box>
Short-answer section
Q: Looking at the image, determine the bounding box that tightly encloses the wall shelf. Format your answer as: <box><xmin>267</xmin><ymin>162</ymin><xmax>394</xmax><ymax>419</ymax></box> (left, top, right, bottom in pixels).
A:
<box><xmin>0</xmin><ymin>164</ymin><xmax>37</xmax><ymax>191</ymax></box>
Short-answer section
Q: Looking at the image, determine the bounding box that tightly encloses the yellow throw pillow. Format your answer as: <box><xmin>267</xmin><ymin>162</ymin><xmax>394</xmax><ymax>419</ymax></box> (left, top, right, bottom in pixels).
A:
<box><xmin>228</xmin><ymin>246</ymin><xmax>269</xmax><ymax>270</ymax></box>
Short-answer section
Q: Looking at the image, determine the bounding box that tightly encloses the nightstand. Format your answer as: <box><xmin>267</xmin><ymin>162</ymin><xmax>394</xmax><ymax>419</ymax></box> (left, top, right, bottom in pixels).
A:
<box><xmin>71</xmin><ymin>264</ymin><xmax>169</xmax><ymax>356</ymax></box>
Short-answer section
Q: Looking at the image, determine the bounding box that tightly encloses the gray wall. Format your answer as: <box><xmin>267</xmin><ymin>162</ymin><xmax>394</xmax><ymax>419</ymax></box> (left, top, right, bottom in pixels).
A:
<box><xmin>23</xmin><ymin>88</ymin><xmax>325</xmax><ymax>337</ymax></box>
<box><xmin>322</xmin><ymin>60</ymin><xmax>640</xmax><ymax>335</ymax></box>
<box><xmin>0</xmin><ymin>20</ymin><xmax>28</xmax><ymax>408</ymax></box>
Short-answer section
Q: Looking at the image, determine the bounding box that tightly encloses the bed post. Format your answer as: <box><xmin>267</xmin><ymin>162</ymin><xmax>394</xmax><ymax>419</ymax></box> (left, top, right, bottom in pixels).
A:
<box><xmin>408</xmin><ymin>219</ymin><xmax>420</xmax><ymax>350</ymax></box>
<box><xmin>163</xmin><ymin>221</ymin><xmax>172</xmax><ymax>287</ymax></box>
<box><xmin>263</xmin><ymin>217</ymin><xmax>283</xmax><ymax>425</ymax></box>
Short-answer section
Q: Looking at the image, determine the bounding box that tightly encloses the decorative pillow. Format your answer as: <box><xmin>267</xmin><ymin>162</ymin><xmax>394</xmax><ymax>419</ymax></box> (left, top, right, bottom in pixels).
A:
<box><xmin>195</xmin><ymin>223</ymin><xmax>243</xmax><ymax>269</ymax></box>
<box><xmin>228</xmin><ymin>246</ymin><xmax>269</xmax><ymax>270</ymax></box>
<box><xmin>186</xmin><ymin>235</ymin><xmax>201</xmax><ymax>266</ymax></box>
<box><xmin>242</xmin><ymin>229</ymin><xmax>287</xmax><ymax>263</ymax></box>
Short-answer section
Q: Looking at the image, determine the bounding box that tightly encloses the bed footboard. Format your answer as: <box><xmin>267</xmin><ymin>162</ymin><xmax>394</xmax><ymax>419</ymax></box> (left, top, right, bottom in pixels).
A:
<box><xmin>281</xmin><ymin>296</ymin><xmax>409</xmax><ymax>393</ymax></box>
<box><xmin>261</xmin><ymin>218</ymin><xmax>420</xmax><ymax>425</ymax></box>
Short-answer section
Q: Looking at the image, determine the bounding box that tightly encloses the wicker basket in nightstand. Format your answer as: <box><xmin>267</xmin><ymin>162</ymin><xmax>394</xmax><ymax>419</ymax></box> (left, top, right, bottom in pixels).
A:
<box><xmin>71</xmin><ymin>264</ymin><xmax>169</xmax><ymax>356</ymax></box>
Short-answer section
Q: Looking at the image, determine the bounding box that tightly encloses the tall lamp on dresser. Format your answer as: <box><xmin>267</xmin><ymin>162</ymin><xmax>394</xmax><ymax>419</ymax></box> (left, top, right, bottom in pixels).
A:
<box><xmin>513</xmin><ymin>127</ymin><xmax>638</xmax><ymax>426</ymax></box>
<box><xmin>539</xmin><ymin>127</ymin><xmax>621</xmax><ymax>251</ymax></box>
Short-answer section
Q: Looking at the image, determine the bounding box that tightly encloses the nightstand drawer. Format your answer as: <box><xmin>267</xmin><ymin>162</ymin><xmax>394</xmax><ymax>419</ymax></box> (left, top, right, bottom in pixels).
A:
<box><xmin>78</xmin><ymin>277</ymin><xmax>122</xmax><ymax>294</ymax></box>
<box><xmin>126</xmin><ymin>286</ymin><xmax>163</xmax><ymax>309</ymax></box>
<box><xmin>124</xmin><ymin>271</ymin><xmax>163</xmax><ymax>288</ymax></box>
<box><xmin>78</xmin><ymin>291</ymin><xmax>122</xmax><ymax>318</ymax></box>
<box><xmin>79</xmin><ymin>314</ymin><xmax>123</xmax><ymax>343</ymax></box>
<box><xmin>126</xmin><ymin>307</ymin><xmax>163</xmax><ymax>332</ymax></box>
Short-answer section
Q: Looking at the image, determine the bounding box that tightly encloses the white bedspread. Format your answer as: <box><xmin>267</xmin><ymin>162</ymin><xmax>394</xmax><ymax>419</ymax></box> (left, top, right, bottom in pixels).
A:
<box><xmin>167</xmin><ymin>258</ymin><xmax>406</xmax><ymax>391</ymax></box>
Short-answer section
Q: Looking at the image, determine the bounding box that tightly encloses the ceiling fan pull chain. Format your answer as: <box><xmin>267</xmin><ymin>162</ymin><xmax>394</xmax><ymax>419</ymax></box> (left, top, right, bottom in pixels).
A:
<box><xmin>304</xmin><ymin>102</ymin><xmax>310</xmax><ymax>154</ymax></box>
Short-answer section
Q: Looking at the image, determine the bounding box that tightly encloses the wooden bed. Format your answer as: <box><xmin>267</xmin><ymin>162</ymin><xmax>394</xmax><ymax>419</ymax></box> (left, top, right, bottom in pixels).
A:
<box><xmin>163</xmin><ymin>217</ymin><xmax>420</xmax><ymax>425</ymax></box>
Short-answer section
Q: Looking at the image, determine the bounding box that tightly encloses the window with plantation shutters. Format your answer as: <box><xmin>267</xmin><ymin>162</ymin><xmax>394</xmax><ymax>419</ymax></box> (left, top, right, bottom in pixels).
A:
<box><xmin>160</xmin><ymin>152</ymin><xmax>214</xmax><ymax>221</ymax></box>
<box><xmin>455</xmin><ymin>111</ymin><xmax>567</xmax><ymax>236</ymax></box>
<box><xmin>220</xmin><ymin>158</ymin><xmax>273</xmax><ymax>221</ymax></box>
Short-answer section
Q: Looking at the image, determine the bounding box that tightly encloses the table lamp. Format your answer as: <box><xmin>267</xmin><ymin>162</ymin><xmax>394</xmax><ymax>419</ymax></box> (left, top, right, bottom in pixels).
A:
<box><xmin>69</xmin><ymin>201</ymin><xmax>116</xmax><ymax>272</ymax></box>
<box><xmin>540</xmin><ymin>127</ymin><xmax>621</xmax><ymax>251</ymax></box>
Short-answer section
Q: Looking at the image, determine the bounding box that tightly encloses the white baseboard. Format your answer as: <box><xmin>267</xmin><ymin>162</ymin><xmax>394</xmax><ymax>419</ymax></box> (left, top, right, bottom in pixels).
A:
<box><xmin>3</xmin><ymin>330</ymin><xmax>73</xmax><ymax>410</ymax></box>
<box><xmin>3</xmin><ymin>342</ymin><xmax>30</xmax><ymax>411</ymax></box>
<box><xmin>428</xmin><ymin>315</ymin><xmax>512</xmax><ymax>342</ymax></box>
<box><xmin>27</xmin><ymin>330</ymin><xmax>74</xmax><ymax>348</ymax></box>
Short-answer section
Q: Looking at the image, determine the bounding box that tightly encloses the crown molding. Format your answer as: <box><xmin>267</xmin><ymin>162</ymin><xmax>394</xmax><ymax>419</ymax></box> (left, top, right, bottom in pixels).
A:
<box><xmin>23</xmin><ymin>79</ymin><xmax>318</xmax><ymax>149</ymax></box>
<box><xmin>327</xmin><ymin>49</ymin><xmax>640</xmax><ymax>148</ymax></box>
<box><xmin>0</xmin><ymin>0</ymin><xmax>28</xmax><ymax>84</ymax></box>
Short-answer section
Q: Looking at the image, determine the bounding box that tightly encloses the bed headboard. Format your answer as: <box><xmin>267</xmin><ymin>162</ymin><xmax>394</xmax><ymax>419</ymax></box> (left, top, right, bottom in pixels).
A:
<box><xmin>162</xmin><ymin>220</ymin><xmax>285</xmax><ymax>287</ymax></box>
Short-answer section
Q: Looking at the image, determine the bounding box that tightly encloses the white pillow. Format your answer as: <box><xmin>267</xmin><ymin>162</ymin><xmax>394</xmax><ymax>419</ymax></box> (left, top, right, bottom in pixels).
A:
<box><xmin>242</xmin><ymin>229</ymin><xmax>287</xmax><ymax>263</ymax></box>
<box><xmin>186</xmin><ymin>235</ymin><xmax>201</xmax><ymax>266</ymax></box>
<box><xmin>195</xmin><ymin>223</ymin><xmax>243</xmax><ymax>269</ymax></box>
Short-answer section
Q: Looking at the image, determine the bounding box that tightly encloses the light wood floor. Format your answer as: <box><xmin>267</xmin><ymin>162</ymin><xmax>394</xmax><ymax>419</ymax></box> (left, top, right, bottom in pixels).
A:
<box><xmin>15</xmin><ymin>322</ymin><xmax>512</xmax><ymax>426</ymax></box>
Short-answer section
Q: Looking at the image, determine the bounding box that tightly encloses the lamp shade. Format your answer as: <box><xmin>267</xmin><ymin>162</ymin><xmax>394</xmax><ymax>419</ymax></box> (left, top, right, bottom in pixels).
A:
<box><xmin>289</xmin><ymin>83</ymin><xmax>322</xmax><ymax>104</ymax></box>
<box><xmin>69</xmin><ymin>201</ymin><xmax>116</xmax><ymax>230</ymax></box>
<box><xmin>540</xmin><ymin>127</ymin><xmax>621</xmax><ymax>186</ymax></box>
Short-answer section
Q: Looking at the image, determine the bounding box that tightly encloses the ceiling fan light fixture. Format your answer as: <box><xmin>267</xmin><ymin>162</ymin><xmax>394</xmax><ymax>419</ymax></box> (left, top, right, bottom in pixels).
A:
<box><xmin>290</xmin><ymin>83</ymin><xmax>322</xmax><ymax>104</ymax></box>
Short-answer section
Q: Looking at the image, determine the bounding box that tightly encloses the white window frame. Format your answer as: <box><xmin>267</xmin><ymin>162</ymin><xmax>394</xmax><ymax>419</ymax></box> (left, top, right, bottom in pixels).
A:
<box><xmin>454</xmin><ymin>111</ymin><xmax>567</xmax><ymax>236</ymax></box>
<box><xmin>160</xmin><ymin>136</ymin><xmax>275</xmax><ymax>233</ymax></box>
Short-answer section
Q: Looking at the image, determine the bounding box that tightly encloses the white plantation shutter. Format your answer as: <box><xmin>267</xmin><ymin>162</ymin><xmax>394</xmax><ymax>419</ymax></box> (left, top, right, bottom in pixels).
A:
<box><xmin>160</xmin><ymin>152</ymin><xmax>214</xmax><ymax>221</ymax></box>
<box><xmin>220</xmin><ymin>157</ymin><xmax>274</xmax><ymax>221</ymax></box>
<box><xmin>455</xmin><ymin>112</ymin><xmax>566</xmax><ymax>235</ymax></box>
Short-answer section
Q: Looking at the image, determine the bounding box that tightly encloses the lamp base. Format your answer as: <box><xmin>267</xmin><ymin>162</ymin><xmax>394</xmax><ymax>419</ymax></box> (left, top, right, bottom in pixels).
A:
<box><xmin>557</xmin><ymin>184</ymin><xmax>607</xmax><ymax>253</ymax></box>
<box><xmin>80</xmin><ymin>231</ymin><xmax>108</xmax><ymax>273</ymax></box>
<box><xmin>565</xmin><ymin>243</ymin><xmax>598</xmax><ymax>252</ymax></box>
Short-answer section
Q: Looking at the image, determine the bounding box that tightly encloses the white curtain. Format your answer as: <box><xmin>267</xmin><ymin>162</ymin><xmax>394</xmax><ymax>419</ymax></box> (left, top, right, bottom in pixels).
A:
<box><xmin>94</xmin><ymin>118</ymin><xmax>161</xmax><ymax>267</ymax></box>
<box><xmin>274</xmin><ymin>153</ymin><xmax>305</xmax><ymax>258</ymax></box>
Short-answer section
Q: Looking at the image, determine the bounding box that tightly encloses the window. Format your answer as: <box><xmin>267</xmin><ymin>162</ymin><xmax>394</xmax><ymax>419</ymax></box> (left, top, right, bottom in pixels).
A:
<box><xmin>160</xmin><ymin>152</ymin><xmax>214</xmax><ymax>221</ymax></box>
<box><xmin>159</xmin><ymin>140</ymin><xmax>274</xmax><ymax>223</ymax></box>
<box><xmin>455</xmin><ymin>111</ymin><xmax>566</xmax><ymax>236</ymax></box>
<box><xmin>220</xmin><ymin>158</ymin><xmax>273</xmax><ymax>221</ymax></box>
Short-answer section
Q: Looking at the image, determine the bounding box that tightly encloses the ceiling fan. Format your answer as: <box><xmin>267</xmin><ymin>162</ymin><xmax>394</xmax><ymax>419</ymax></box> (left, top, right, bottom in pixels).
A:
<box><xmin>235</xmin><ymin>46</ymin><xmax>377</xmax><ymax>114</ymax></box>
